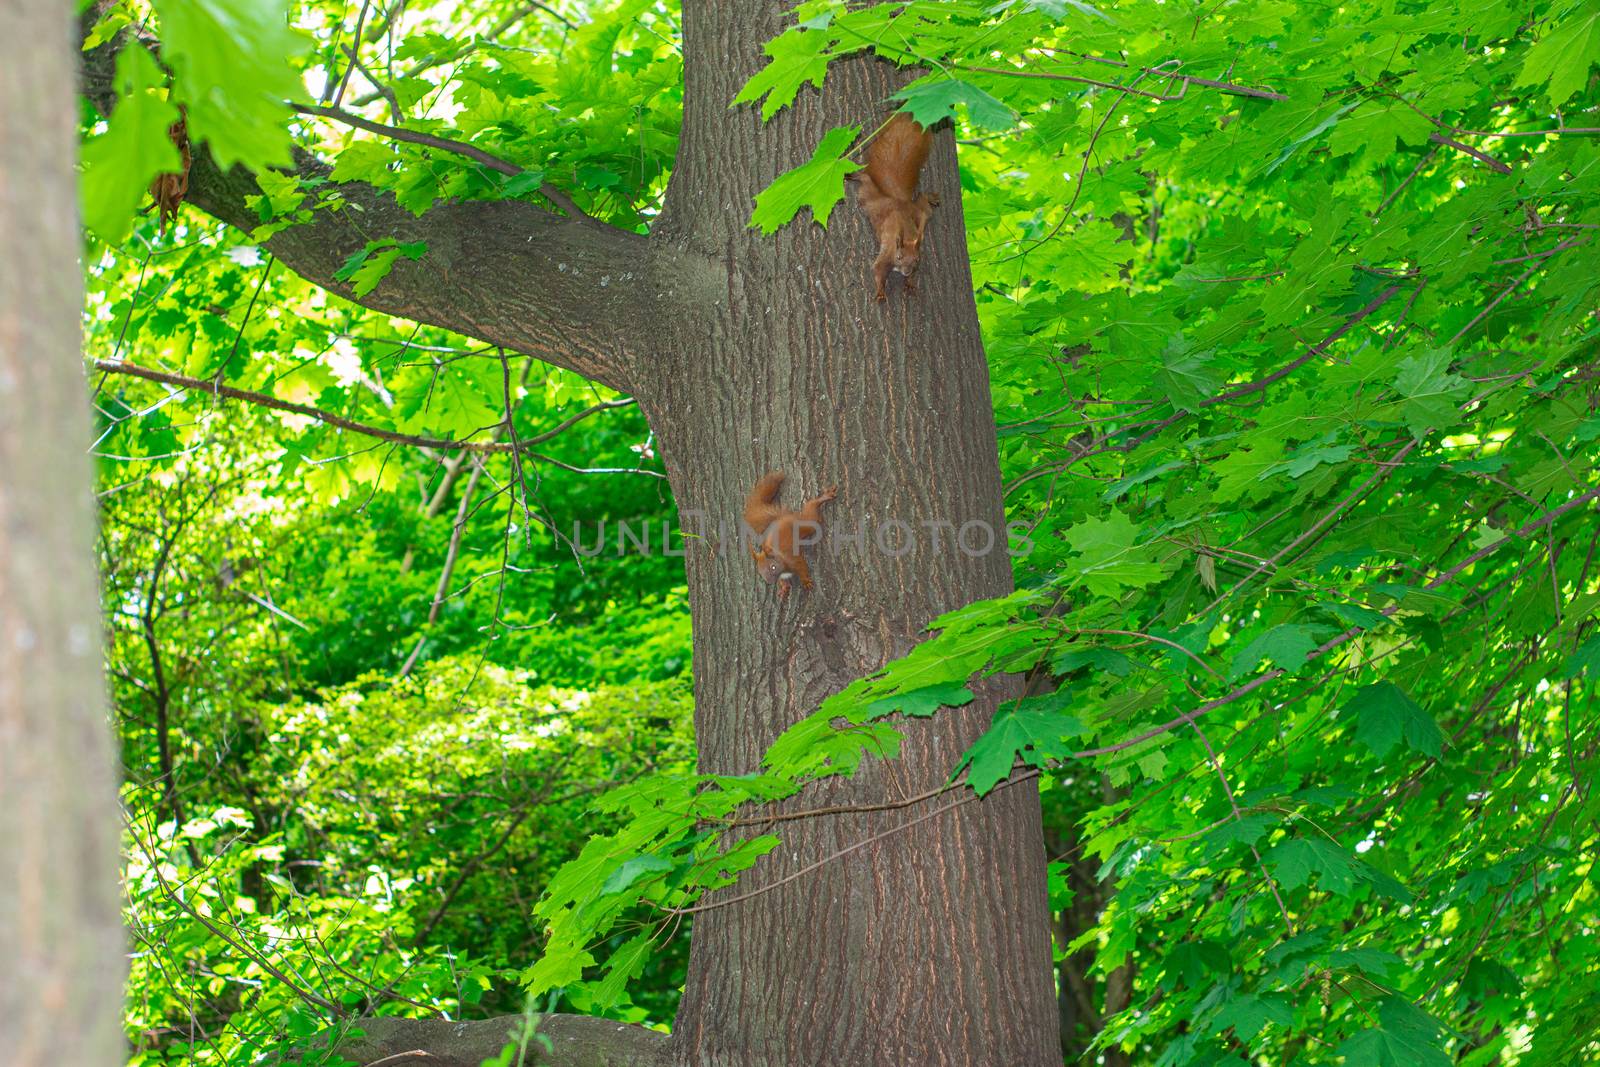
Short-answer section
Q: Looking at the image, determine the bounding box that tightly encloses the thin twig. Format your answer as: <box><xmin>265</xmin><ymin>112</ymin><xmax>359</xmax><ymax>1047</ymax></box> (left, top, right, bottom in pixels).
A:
<box><xmin>350</xmin><ymin>1</ymin><xmax>582</xmax><ymax>106</ymax></box>
<box><xmin>1427</xmin><ymin>131</ymin><xmax>1510</xmax><ymax>173</ymax></box>
<box><xmin>342</xmin><ymin>44</ymin><xmax>401</xmax><ymax>116</ymax></box>
<box><xmin>1190</xmin><ymin>720</ymin><xmax>1295</xmax><ymax>934</ymax></box>
<box><xmin>665</xmin><ymin>772</ymin><xmax>1041</xmax><ymax>916</ymax></box>
<box><xmin>1199</xmin><ymin>438</ymin><xmax>1417</xmax><ymax>616</ymax></box>
<box><xmin>1447</xmin><ymin>260</ymin><xmax>1547</xmax><ymax>345</ymax></box>
<box><xmin>1371</xmin><ymin>147</ymin><xmax>1437</xmax><ymax>220</ymax></box>
<box><xmin>329</xmin><ymin>0</ymin><xmax>375</xmax><ymax>108</ymax></box>
<box><xmin>125</xmin><ymin>815</ymin><xmax>345</xmax><ymax>1017</ymax></box>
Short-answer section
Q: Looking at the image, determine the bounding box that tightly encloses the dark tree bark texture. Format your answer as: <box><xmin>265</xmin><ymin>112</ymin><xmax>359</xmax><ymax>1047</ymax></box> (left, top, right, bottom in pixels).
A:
<box><xmin>82</xmin><ymin>3</ymin><xmax>1060</xmax><ymax>1064</ymax></box>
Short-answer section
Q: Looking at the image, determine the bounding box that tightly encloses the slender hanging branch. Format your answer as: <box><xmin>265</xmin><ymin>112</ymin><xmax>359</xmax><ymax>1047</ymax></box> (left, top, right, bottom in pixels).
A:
<box><xmin>93</xmin><ymin>358</ymin><xmax>642</xmax><ymax>461</ymax></box>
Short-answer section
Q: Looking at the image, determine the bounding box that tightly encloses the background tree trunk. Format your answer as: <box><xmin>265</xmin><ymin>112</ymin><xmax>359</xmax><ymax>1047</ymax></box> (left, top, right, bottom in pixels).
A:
<box><xmin>0</xmin><ymin>2</ymin><xmax>124</xmax><ymax>1064</ymax></box>
<box><xmin>645</xmin><ymin>7</ymin><xmax>1058</xmax><ymax>1064</ymax></box>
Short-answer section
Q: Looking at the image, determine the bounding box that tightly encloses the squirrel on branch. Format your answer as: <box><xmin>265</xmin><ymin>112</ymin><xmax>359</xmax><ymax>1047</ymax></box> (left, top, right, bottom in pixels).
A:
<box><xmin>852</xmin><ymin>113</ymin><xmax>939</xmax><ymax>301</ymax></box>
<box><xmin>743</xmin><ymin>472</ymin><xmax>837</xmax><ymax>598</ymax></box>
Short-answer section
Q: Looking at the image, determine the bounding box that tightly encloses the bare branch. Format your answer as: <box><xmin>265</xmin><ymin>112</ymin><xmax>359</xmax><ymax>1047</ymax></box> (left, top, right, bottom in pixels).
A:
<box><xmin>1427</xmin><ymin>131</ymin><xmax>1511</xmax><ymax>174</ymax></box>
<box><xmin>92</xmin><ymin>360</ymin><xmax>645</xmax><ymax>468</ymax></box>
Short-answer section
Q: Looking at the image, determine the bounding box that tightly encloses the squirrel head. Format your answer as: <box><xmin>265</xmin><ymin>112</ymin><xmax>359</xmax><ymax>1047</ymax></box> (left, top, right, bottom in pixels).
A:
<box><xmin>887</xmin><ymin>196</ymin><xmax>937</xmax><ymax>277</ymax></box>
<box><xmin>751</xmin><ymin>547</ymin><xmax>792</xmax><ymax>585</ymax></box>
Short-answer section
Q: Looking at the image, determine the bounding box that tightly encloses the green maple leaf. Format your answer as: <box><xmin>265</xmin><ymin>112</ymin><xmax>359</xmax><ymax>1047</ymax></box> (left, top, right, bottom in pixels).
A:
<box><xmin>1515</xmin><ymin>9</ymin><xmax>1600</xmax><ymax>106</ymax></box>
<box><xmin>591</xmin><ymin>933</ymin><xmax>654</xmax><ymax>1008</ymax></box>
<box><xmin>154</xmin><ymin>0</ymin><xmax>308</xmax><ymax>169</ymax></box>
<box><xmin>749</xmin><ymin>125</ymin><xmax>863</xmax><ymax>234</ymax></box>
<box><xmin>1263</xmin><ymin>440</ymin><xmax>1355</xmax><ymax>480</ymax></box>
<box><xmin>1336</xmin><ymin>998</ymin><xmax>1451</xmax><ymax>1067</ymax></box>
<box><xmin>1320</xmin><ymin>601</ymin><xmax>1390</xmax><ymax>630</ymax></box>
<box><xmin>733</xmin><ymin>28</ymin><xmax>832</xmax><ymax>120</ymax></box>
<box><xmin>1063</xmin><ymin>221</ymin><xmax>1137</xmax><ymax>293</ymax></box>
<box><xmin>391</xmin><ymin>358</ymin><xmax>500</xmax><ymax>438</ymax></box>
<box><xmin>761</xmin><ymin>711</ymin><xmax>903</xmax><ymax>779</ymax></box>
<box><xmin>332</xmin><ymin>239</ymin><xmax>429</xmax><ymax>298</ymax></box>
<box><xmin>860</xmin><ymin>683</ymin><xmax>975</xmax><ymax>719</ymax></box>
<box><xmin>1264</xmin><ymin>98</ymin><xmax>1360</xmax><ymax>175</ymax></box>
<box><xmin>1097</xmin><ymin>290</ymin><xmax>1174</xmax><ymax>356</ymax></box>
<box><xmin>1564</xmin><ymin>634</ymin><xmax>1600</xmax><ymax>679</ymax></box>
<box><xmin>1051</xmin><ymin>646</ymin><xmax>1134</xmax><ymax>676</ymax></box>
<box><xmin>1392</xmin><ymin>349</ymin><xmax>1470</xmax><ymax>435</ymax></box>
<box><xmin>1213</xmin><ymin>993</ymin><xmax>1294</xmax><ymax>1041</ymax></box>
<box><xmin>1327</xmin><ymin>947</ymin><xmax>1403</xmax><ymax>977</ymax></box>
<box><xmin>1213</xmin><ymin>439</ymin><xmax>1286</xmax><ymax>502</ymax></box>
<box><xmin>956</xmin><ymin>695</ymin><xmax>1084</xmax><ymax>795</ymax></box>
<box><xmin>1327</xmin><ymin>103</ymin><xmax>1434</xmax><ymax>159</ymax></box>
<box><xmin>249</xmin><ymin>168</ymin><xmax>306</xmax><ymax>220</ymax></box>
<box><xmin>81</xmin><ymin>45</ymin><xmax>181</xmax><ymax>243</ymax></box>
<box><xmin>1205</xmin><ymin>813</ymin><xmax>1280</xmax><ymax>852</ymax></box>
<box><xmin>599</xmin><ymin>853</ymin><xmax>674</xmax><ymax>895</ymax></box>
<box><xmin>1230</xmin><ymin>623</ymin><xmax>1328</xmax><ymax>679</ymax></box>
<box><xmin>328</xmin><ymin>141</ymin><xmax>399</xmax><ymax>185</ymax></box>
<box><xmin>1155</xmin><ymin>348</ymin><xmax>1223</xmax><ymax>413</ymax></box>
<box><xmin>1062</xmin><ymin>509</ymin><xmax>1166</xmax><ymax>597</ymax></box>
<box><xmin>522</xmin><ymin>942</ymin><xmax>595</xmax><ymax>997</ymax></box>
<box><xmin>1266</xmin><ymin>837</ymin><xmax>1361</xmax><ymax>895</ymax></box>
<box><xmin>893</xmin><ymin>78</ymin><xmax>1015</xmax><ymax>131</ymax></box>
<box><xmin>1005</xmin><ymin>0</ymin><xmax>1113</xmax><ymax>21</ymax></box>
<box><xmin>1102</xmin><ymin>460</ymin><xmax>1187</xmax><ymax>502</ymax></box>
<box><xmin>1344</xmin><ymin>681</ymin><xmax>1444</xmax><ymax>759</ymax></box>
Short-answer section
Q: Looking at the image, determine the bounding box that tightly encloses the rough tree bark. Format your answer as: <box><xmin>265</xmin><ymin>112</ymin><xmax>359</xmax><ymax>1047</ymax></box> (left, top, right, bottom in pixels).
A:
<box><xmin>1</xmin><ymin>3</ymin><xmax>124</xmax><ymax>1065</ymax></box>
<box><xmin>82</xmin><ymin>3</ymin><xmax>1059</xmax><ymax>1064</ymax></box>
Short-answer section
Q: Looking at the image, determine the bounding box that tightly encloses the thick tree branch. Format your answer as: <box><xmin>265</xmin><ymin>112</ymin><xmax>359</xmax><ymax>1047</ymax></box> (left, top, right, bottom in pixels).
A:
<box><xmin>281</xmin><ymin>1014</ymin><xmax>670</xmax><ymax>1067</ymax></box>
<box><xmin>78</xmin><ymin>27</ymin><xmax>692</xmax><ymax>396</ymax></box>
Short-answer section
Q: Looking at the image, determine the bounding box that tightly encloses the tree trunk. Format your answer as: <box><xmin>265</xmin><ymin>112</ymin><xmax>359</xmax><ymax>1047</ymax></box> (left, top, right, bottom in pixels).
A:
<box><xmin>0</xmin><ymin>2</ymin><xmax>124</xmax><ymax>1065</ymax></box>
<box><xmin>78</xmin><ymin>3</ymin><xmax>1060</xmax><ymax>1063</ymax></box>
<box><xmin>643</xmin><ymin>8</ymin><xmax>1057</xmax><ymax>1065</ymax></box>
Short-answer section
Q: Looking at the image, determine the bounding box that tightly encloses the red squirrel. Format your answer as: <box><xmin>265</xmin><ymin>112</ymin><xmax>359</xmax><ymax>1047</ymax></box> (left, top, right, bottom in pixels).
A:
<box><xmin>853</xmin><ymin>113</ymin><xmax>939</xmax><ymax>301</ymax></box>
<box><xmin>149</xmin><ymin>114</ymin><xmax>192</xmax><ymax>235</ymax></box>
<box><xmin>743</xmin><ymin>472</ymin><xmax>837</xmax><ymax>598</ymax></box>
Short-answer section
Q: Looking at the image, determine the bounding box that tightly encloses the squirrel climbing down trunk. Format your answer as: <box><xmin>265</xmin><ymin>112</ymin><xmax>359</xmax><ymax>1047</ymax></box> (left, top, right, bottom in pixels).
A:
<box><xmin>852</xmin><ymin>113</ymin><xmax>939</xmax><ymax>301</ymax></box>
<box><xmin>743</xmin><ymin>473</ymin><xmax>837</xmax><ymax>598</ymax></box>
